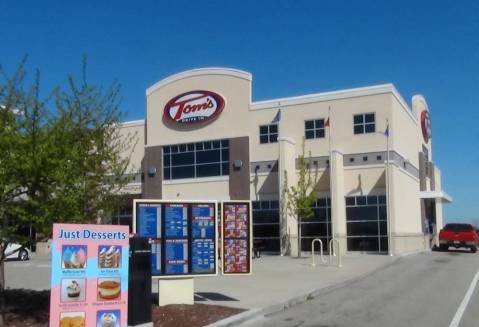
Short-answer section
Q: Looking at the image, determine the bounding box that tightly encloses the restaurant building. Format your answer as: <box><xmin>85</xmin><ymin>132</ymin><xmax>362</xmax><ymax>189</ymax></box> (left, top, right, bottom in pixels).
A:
<box><xmin>115</xmin><ymin>67</ymin><xmax>451</xmax><ymax>255</ymax></box>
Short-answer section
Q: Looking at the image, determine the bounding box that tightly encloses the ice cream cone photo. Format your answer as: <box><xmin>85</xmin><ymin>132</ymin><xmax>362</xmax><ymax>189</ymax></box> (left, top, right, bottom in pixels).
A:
<box><xmin>62</xmin><ymin>245</ymin><xmax>87</xmax><ymax>269</ymax></box>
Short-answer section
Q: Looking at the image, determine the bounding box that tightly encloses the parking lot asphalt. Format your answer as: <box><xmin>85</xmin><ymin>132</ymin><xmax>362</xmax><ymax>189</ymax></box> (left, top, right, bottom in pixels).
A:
<box><xmin>12</xmin><ymin>249</ymin><xmax>476</xmax><ymax>327</ymax></box>
<box><xmin>236</xmin><ymin>250</ymin><xmax>479</xmax><ymax>327</ymax></box>
<box><xmin>4</xmin><ymin>254</ymin><xmax>51</xmax><ymax>290</ymax></box>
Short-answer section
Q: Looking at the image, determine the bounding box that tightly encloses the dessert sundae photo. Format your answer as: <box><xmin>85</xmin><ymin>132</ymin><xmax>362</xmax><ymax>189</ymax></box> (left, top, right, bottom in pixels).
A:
<box><xmin>59</xmin><ymin>312</ymin><xmax>85</xmax><ymax>327</ymax></box>
<box><xmin>97</xmin><ymin>278</ymin><xmax>121</xmax><ymax>301</ymax></box>
<box><xmin>61</xmin><ymin>278</ymin><xmax>86</xmax><ymax>302</ymax></box>
<box><xmin>62</xmin><ymin>245</ymin><xmax>87</xmax><ymax>269</ymax></box>
<box><xmin>98</xmin><ymin>245</ymin><xmax>121</xmax><ymax>268</ymax></box>
<box><xmin>96</xmin><ymin>310</ymin><xmax>120</xmax><ymax>327</ymax></box>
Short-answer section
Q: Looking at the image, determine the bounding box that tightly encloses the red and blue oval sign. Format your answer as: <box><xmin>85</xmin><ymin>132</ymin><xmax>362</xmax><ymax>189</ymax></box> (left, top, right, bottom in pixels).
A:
<box><xmin>163</xmin><ymin>90</ymin><xmax>225</xmax><ymax>125</ymax></box>
<box><xmin>420</xmin><ymin>110</ymin><xmax>431</xmax><ymax>143</ymax></box>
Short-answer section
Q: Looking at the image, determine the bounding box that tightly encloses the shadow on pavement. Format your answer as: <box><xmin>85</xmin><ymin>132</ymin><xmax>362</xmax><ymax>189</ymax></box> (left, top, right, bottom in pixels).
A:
<box><xmin>195</xmin><ymin>292</ymin><xmax>239</xmax><ymax>301</ymax></box>
<box><xmin>432</xmin><ymin>247</ymin><xmax>474</xmax><ymax>254</ymax></box>
<box><xmin>152</xmin><ymin>292</ymin><xmax>239</xmax><ymax>303</ymax></box>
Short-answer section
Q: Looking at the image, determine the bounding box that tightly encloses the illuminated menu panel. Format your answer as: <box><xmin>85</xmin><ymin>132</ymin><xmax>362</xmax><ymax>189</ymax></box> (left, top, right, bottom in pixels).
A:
<box><xmin>222</xmin><ymin>202</ymin><xmax>251</xmax><ymax>275</ymax></box>
<box><xmin>165</xmin><ymin>239</ymin><xmax>188</xmax><ymax>274</ymax></box>
<box><xmin>191</xmin><ymin>205</ymin><xmax>215</xmax><ymax>239</ymax></box>
<box><xmin>138</xmin><ymin>204</ymin><xmax>161</xmax><ymax>238</ymax></box>
<box><xmin>137</xmin><ymin>204</ymin><xmax>162</xmax><ymax>275</ymax></box>
<box><xmin>164</xmin><ymin>204</ymin><xmax>188</xmax><ymax>238</ymax></box>
<box><xmin>150</xmin><ymin>240</ymin><xmax>162</xmax><ymax>275</ymax></box>
<box><xmin>192</xmin><ymin>239</ymin><xmax>215</xmax><ymax>274</ymax></box>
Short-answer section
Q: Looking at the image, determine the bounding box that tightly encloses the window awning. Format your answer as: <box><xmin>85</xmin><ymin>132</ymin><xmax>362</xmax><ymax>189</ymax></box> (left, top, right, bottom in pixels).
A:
<box><xmin>419</xmin><ymin>190</ymin><xmax>452</xmax><ymax>203</ymax></box>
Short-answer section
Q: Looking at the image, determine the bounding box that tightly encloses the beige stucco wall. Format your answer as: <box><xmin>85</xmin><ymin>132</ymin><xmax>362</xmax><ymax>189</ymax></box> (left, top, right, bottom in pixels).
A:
<box><xmin>391</xmin><ymin>96</ymin><xmax>419</xmax><ymax>168</ymax></box>
<box><xmin>252</xmin><ymin>93</ymin><xmax>393</xmax><ymax>161</ymax></box>
<box><xmin>388</xmin><ymin>164</ymin><xmax>425</xmax><ymax>253</ymax></box>
<box><xmin>279</xmin><ymin>137</ymin><xmax>299</xmax><ymax>256</ymax></box>
<box><xmin>118</xmin><ymin>120</ymin><xmax>145</xmax><ymax>172</ymax></box>
<box><xmin>250</xmin><ymin>173</ymin><xmax>279</xmax><ymax>200</ymax></box>
<box><xmin>162</xmin><ymin>178</ymin><xmax>230</xmax><ymax>200</ymax></box>
<box><xmin>343</xmin><ymin>166</ymin><xmax>386</xmax><ymax>196</ymax></box>
<box><xmin>389</xmin><ymin>165</ymin><xmax>422</xmax><ymax>234</ymax></box>
<box><xmin>392</xmin><ymin>235</ymin><xmax>428</xmax><ymax>254</ymax></box>
<box><xmin>434</xmin><ymin>167</ymin><xmax>444</xmax><ymax>231</ymax></box>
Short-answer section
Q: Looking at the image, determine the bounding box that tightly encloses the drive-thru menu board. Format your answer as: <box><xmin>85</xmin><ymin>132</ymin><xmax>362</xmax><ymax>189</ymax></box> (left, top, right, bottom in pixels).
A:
<box><xmin>49</xmin><ymin>223</ymin><xmax>129</xmax><ymax>327</ymax></box>
<box><xmin>221</xmin><ymin>201</ymin><xmax>252</xmax><ymax>275</ymax></box>
<box><xmin>137</xmin><ymin>204</ymin><xmax>162</xmax><ymax>275</ymax></box>
<box><xmin>134</xmin><ymin>200</ymin><xmax>217</xmax><ymax>277</ymax></box>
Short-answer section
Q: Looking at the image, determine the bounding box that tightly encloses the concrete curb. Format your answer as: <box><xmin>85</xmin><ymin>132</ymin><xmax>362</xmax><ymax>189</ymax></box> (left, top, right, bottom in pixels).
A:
<box><xmin>204</xmin><ymin>309</ymin><xmax>263</xmax><ymax>327</ymax></box>
<box><xmin>397</xmin><ymin>248</ymin><xmax>431</xmax><ymax>257</ymax></box>
<box><xmin>204</xmin><ymin>254</ymin><xmax>410</xmax><ymax>327</ymax></box>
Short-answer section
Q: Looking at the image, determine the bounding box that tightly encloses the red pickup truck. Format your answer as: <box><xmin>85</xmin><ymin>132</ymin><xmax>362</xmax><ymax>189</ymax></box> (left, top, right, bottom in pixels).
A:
<box><xmin>439</xmin><ymin>223</ymin><xmax>478</xmax><ymax>253</ymax></box>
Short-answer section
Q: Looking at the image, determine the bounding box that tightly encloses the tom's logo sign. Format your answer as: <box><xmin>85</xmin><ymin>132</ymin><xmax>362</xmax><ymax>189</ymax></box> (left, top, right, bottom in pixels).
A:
<box><xmin>163</xmin><ymin>91</ymin><xmax>225</xmax><ymax>125</ymax></box>
<box><xmin>420</xmin><ymin>110</ymin><xmax>431</xmax><ymax>143</ymax></box>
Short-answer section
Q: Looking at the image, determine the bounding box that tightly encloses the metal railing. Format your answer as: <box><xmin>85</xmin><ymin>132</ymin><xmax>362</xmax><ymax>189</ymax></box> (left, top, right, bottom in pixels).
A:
<box><xmin>311</xmin><ymin>238</ymin><xmax>327</xmax><ymax>267</ymax></box>
<box><xmin>329</xmin><ymin>238</ymin><xmax>342</xmax><ymax>268</ymax></box>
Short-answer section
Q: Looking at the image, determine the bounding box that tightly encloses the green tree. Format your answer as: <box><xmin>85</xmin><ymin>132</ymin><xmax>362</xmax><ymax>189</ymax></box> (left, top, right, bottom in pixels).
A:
<box><xmin>283</xmin><ymin>139</ymin><xmax>319</xmax><ymax>258</ymax></box>
<box><xmin>0</xmin><ymin>63</ymin><xmax>31</xmax><ymax>326</ymax></box>
<box><xmin>0</xmin><ymin>61</ymin><xmax>135</xmax><ymax>326</ymax></box>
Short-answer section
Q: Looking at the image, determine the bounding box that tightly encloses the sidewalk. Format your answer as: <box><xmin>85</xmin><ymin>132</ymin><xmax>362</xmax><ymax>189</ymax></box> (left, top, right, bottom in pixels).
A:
<box><xmin>192</xmin><ymin>254</ymin><xmax>401</xmax><ymax>326</ymax></box>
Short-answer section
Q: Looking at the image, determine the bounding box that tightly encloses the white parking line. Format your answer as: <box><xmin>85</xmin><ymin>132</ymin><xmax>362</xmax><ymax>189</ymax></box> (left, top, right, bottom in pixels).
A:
<box><xmin>449</xmin><ymin>267</ymin><xmax>479</xmax><ymax>327</ymax></box>
<box><xmin>9</xmin><ymin>263</ymin><xmax>32</xmax><ymax>267</ymax></box>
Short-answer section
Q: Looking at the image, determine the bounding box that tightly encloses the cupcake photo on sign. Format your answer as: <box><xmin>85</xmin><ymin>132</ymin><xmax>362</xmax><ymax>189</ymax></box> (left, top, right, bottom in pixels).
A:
<box><xmin>62</xmin><ymin>245</ymin><xmax>87</xmax><ymax>269</ymax></box>
<box><xmin>98</xmin><ymin>245</ymin><xmax>121</xmax><ymax>269</ymax></box>
<box><xmin>60</xmin><ymin>278</ymin><xmax>86</xmax><ymax>302</ymax></box>
<box><xmin>97</xmin><ymin>278</ymin><xmax>121</xmax><ymax>301</ymax></box>
<box><xmin>96</xmin><ymin>310</ymin><xmax>120</xmax><ymax>327</ymax></box>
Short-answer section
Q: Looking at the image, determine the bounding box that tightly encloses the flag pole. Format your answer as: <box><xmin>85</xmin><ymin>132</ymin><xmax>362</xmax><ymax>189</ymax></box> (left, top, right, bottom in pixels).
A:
<box><xmin>385</xmin><ymin>119</ymin><xmax>392</xmax><ymax>256</ymax></box>
<box><xmin>327</xmin><ymin>106</ymin><xmax>335</xmax><ymax>254</ymax></box>
<box><xmin>276</xmin><ymin>104</ymin><xmax>284</xmax><ymax>256</ymax></box>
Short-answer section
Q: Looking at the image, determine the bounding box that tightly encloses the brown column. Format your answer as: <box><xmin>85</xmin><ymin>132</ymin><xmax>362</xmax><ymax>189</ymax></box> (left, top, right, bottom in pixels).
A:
<box><xmin>142</xmin><ymin>145</ymin><xmax>163</xmax><ymax>199</ymax></box>
<box><xmin>418</xmin><ymin>152</ymin><xmax>426</xmax><ymax>191</ymax></box>
<box><xmin>229</xmin><ymin>137</ymin><xmax>250</xmax><ymax>200</ymax></box>
<box><xmin>420</xmin><ymin>199</ymin><xmax>427</xmax><ymax>233</ymax></box>
<box><xmin>429</xmin><ymin>162</ymin><xmax>436</xmax><ymax>191</ymax></box>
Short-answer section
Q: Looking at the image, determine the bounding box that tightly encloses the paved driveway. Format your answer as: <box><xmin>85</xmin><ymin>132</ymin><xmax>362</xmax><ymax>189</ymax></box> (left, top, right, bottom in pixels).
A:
<box><xmin>241</xmin><ymin>250</ymin><xmax>479</xmax><ymax>327</ymax></box>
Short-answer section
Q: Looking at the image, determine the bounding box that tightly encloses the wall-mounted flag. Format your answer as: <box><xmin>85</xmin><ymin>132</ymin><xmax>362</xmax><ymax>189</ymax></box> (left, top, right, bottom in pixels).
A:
<box><xmin>271</xmin><ymin>109</ymin><xmax>281</xmax><ymax>124</ymax></box>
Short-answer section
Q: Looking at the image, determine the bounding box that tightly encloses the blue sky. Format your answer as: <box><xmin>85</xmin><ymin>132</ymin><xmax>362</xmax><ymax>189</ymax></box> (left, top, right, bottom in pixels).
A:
<box><xmin>1</xmin><ymin>1</ymin><xmax>478</xmax><ymax>224</ymax></box>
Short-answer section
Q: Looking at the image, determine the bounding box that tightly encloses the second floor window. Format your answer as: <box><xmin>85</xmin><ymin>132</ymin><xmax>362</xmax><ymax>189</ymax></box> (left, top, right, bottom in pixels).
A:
<box><xmin>305</xmin><ymin>119</ymin><xmax>325</xmax><ymax>139</ymax></box>
<box><xmin>163</xmin><ymin>140</ymin><xmax>229</xmax><ymax>180</ymax></box>
<box><xmin>259</xmin><ymin>124</ymin><xmax>278</xmax><ymax>144</ymax></box>
<box><xmin>353</xmin><ymin>113</ymin><xmax>375</xmax><ymax>134</ymax></box>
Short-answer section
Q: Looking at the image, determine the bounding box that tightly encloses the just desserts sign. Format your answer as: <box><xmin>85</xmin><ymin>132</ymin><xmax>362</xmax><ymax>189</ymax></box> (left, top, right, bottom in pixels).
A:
<box><xmin>50</xmin><ymin>223</ymin><xmax>129</xmax><ymax>327</ymax></box>
<box><xmin>163</xmin><ymin>90</ymin><xmax>225</xmax><ymax>125</ymax></box>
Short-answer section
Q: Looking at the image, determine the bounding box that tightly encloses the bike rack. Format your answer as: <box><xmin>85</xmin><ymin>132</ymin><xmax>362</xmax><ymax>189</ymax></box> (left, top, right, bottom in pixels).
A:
<box><xmin>329</xmin><ymin>239</ymin><xmax>342</xmax><ymax>268</ymax></box>
<box><xmin>311</xmin><ymin>238</ymin><xmax>327</xmax><ymax>267</ymax></box>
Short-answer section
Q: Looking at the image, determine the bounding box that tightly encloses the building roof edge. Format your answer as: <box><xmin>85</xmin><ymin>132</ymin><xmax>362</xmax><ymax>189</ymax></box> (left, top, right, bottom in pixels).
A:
<box><xmin>120</xmin><ymin>119</ymin><xmax>145</xmax><ymax>127</ymax></box>
<box><xmin>146</xmin><ymin>68</ymin><xmax>252</xmax><ymax>96</ymax></box>
<box><xmin>250</xmin><ymin>84</ymin><xmax>395</xmax><ymax>109</ymax></box>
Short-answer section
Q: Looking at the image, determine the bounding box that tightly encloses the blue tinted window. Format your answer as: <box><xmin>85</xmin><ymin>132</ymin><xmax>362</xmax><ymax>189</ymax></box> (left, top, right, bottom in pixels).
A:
<box><xmin>163</xmin><ymin>140</ymin><xmax>229</xmax><ymax>180</ymax></box>
<box><xmin>259</xmin><ymin>124</ymin><xmax>278</xmax><ymax>144</ymax></box>
<box><xmin>305</xmin><ymin>119</ymin><xmax>325</xmax><ymax>139</ymax></box>
<box><xmin>354</xmin><ymin>113</ymin><xmax>375</xmax><ymax>135</ymax></box>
